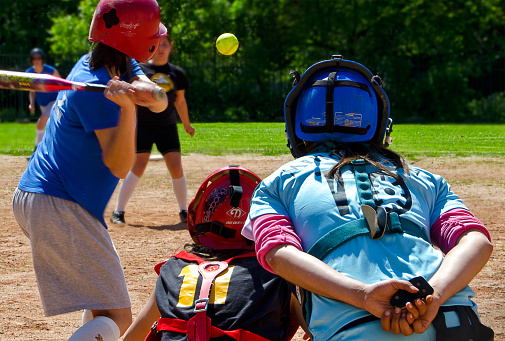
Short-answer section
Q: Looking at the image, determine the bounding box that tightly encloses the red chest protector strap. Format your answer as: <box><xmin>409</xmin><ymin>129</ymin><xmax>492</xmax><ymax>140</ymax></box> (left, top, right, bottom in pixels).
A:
<box><xmin>151</xmin><ymin>317</ymin><xmax>270</xmax><ymax>341</ymax></box>
<box><xmin>147</xmin><ymin>251</ymin><xmax>267</xmax><ymax>341</ymax></box>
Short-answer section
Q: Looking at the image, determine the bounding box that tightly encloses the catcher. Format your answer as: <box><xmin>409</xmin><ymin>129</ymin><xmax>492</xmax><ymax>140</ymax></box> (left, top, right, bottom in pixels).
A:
<box><xmin>242</xmin><ymin>56</ymin><xmax>493</xmax><ymax>340</ymax></box>
<box><xmin>123</xmin><ymin>166</ymin><xmax>305</xmax><ymax>341</ymax></box>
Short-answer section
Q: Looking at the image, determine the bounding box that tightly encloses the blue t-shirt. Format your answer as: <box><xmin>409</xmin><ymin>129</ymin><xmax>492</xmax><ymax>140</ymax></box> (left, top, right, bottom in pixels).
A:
<box><xmin>26</xmin><ymin>64</ymin><xmax>58</xmax><ymax>106</ymax></box>
<box><xmin>244</xmin><ymin>143</ymin><xmax>477</xmax><ymax>340</ymax></box>
<box><xmin>19</xmin><ymin>54</ymin><xmax>143</xmax><ymax>227</ymax></box>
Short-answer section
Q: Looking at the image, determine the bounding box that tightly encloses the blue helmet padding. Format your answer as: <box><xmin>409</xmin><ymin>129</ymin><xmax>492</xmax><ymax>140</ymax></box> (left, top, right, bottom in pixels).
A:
<box><xmin>294</xmin><ymin>67</ymin><xmax>378</xmax><ymax>143</ymax></box>
<box><xmin>284</xmin><ymin>56</ymin><xmax>391</xmax><ymax>158</ymax></box>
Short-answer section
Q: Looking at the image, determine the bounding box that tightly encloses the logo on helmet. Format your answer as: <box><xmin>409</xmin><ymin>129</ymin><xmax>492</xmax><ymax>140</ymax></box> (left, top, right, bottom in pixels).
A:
<box><xmin>226</xmin><ymin>207</ymin><xmax>247</xmax><ymax>220</ymax></box>
<box><xmin>335</xmin><ymin>112</ymin><xmax>363</xmax><ymax>128</ymax></box>
<box><xmin>203</xmin><ymin>188</ymin><xmax>228</xmax><ymax>222</ymax></box>
<box><xmin>120</xmin><ymin>22</ymin><xmax>140</xmax><ymax>31</ymax></box>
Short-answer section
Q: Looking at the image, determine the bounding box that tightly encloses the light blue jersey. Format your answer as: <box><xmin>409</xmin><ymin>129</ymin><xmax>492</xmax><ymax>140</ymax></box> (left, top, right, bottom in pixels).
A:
<box><xmin>244</xmin><ymin>143</ymin><xmax>477</xmax><ymax>340</ymax></box>
<box><xmin>18</xmin><ymin>54</ymin><xmax>143</xmax><ymax>227</ymax></box>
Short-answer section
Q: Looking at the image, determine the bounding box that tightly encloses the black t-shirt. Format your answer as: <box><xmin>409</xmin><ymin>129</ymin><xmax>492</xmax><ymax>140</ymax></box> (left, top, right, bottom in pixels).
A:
<box><xmin>155</xmin><ymin>252</ymin><xmax>292</xmax><ymax>341</ymax></box>
<box><xmin>137</xmin><ymin>62</ymin><xmax>190</xmax><ymax>125</ymax></box>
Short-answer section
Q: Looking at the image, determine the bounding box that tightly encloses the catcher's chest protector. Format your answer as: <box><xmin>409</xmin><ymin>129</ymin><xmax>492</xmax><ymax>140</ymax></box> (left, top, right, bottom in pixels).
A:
<box><xmin>148</xmin><ymin>251</ymin><xmax>292</xmax><ymax>341</ymax></box>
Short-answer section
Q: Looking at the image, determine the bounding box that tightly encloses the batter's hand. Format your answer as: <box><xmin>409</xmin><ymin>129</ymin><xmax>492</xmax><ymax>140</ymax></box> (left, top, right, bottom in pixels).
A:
<box><xmin>129</xmin><ymin>80</ymin><xmax>165</xmax><ymax>107</ymax></box>
<box><xmin>184</xmin><ymin>124</ymin><xmax>195</xmax><ymax>137</ymax></box>
<box><xmin>29</xmin><ymin>103</ymin><xmax>35</xmax><ymax>113</ymax></box>
<box><xmin>105</xmin><ymin>77</ymin><xmax>134</xmax><ymax>110</ymax></box>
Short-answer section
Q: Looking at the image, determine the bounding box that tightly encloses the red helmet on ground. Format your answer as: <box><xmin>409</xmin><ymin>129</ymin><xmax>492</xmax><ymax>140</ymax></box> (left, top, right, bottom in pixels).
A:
<box><xmin>89</xmin><ymin>0</ymin><xmax>167</xmax><ymax>62</ymax></box>
<box><xmin>188</xmin><ymin>166</ymin><xmax>262</xmax><ymax>250</ymax></box>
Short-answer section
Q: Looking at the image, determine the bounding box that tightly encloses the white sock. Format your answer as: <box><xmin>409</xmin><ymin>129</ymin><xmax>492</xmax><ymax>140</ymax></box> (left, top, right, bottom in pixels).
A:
<box><xmin>115</xmin><ymin>171</ymin><xmax>140</xmax><ymax>212</ymax></box>
<box><xmin>67</xmin><ymin>316</ymin><xmax>120</xmax><ymax>341</ymax></box>
<box><xmin>82</xmin><ymin>309</ymin><xmax>93</xmax><ymax>325</ymax></box>
<box><xmin>172</xmin><ymin>175</ymin><xmax>188</xmax><ymax>211</ymax></box>
<box><xmin>36</xmin><ymin>129</ymin><xmax>44</xmax><ymax>145</ymax></box>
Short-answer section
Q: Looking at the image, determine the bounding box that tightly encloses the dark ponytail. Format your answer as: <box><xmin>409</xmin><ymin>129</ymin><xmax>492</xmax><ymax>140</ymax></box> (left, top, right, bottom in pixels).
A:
<box><xmin>89</xmin><ymin>42</ymin><xmax>133</xmax><ymax>77</ymax></box>
<box><xmin>326</xmin><ymin>142</ymin><xmax>409</xmax><ymax>181</ymax></box>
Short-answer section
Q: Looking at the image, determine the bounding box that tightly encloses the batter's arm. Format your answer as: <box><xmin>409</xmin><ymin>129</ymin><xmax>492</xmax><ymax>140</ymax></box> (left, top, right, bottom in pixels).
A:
<box><xmin>95</xmin><ymin>78</ymin><xmax>136</xmax><ymax>179</ymax></box>
<box><xmin>129</xmin><ymin>74</ymin><xmax>168</xmax><ymax>113</ymax></box>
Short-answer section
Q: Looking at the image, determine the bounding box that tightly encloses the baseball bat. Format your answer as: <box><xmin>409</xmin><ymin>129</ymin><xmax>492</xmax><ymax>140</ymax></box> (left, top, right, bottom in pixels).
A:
<box><xmin>0</xmin><ymin>70</ymin><xmax>165</xmax><ymax>100</ymax></box>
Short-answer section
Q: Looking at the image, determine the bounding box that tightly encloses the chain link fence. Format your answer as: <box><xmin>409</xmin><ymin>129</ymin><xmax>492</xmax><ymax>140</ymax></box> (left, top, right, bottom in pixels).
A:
<box><xmin>1</xmin><ymin>51</ymin><xmax>504</xmax><ymax>123</ymax></box>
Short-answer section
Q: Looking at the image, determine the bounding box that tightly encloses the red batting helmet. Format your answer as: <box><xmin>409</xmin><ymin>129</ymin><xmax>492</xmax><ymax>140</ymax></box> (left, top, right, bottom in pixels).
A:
<box><xmin>188</xmin><ymin>166</ymin><xmax>262</xmax><ymax>250</ymax></box>
<box><xmin>89</xmin><ymin>0</ymin><xmax>167</xmax><ymax>62</ymax></box>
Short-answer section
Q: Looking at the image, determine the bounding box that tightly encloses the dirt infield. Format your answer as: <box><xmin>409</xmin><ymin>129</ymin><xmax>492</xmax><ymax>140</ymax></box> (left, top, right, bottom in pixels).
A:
<box><xmin>0</xmin><ymin>154</ymin><xmax>504</xmax><ymax>340</ymax></box>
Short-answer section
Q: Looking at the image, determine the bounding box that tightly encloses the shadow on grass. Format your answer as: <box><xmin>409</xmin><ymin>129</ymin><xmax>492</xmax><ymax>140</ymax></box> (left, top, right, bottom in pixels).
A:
<box><xmin>130</xmin><ymin>223</ymin><xmax>187</xmax><ymax>231</ymax></box>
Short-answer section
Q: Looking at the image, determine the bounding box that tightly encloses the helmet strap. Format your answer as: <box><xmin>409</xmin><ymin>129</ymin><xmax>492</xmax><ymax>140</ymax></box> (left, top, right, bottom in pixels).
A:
<box><xmin>325</xmin><ymin>71</ymin><xmax>337</xmax><ymax>133</ymax></box>
<box><xmin>195</xmin><ymin>221</ymin><xmax>237</xmax><ymax>239</ymax></box>
<box><xmin>228</xmin><ymin>167</ymin><xmax>243</xmax><ymax>208</ymax></box>
<box><xmin>299</xmin><ymin>71</ymin><xmax>372</xmax><ymax>136</ymax></box>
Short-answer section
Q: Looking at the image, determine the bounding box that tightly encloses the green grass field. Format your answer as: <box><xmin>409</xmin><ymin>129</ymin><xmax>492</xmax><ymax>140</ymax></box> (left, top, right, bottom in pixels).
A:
<box><xmin>0</xmin><ymin>122</ymin><xmax>504</xmax><ymax>158</ymax></box>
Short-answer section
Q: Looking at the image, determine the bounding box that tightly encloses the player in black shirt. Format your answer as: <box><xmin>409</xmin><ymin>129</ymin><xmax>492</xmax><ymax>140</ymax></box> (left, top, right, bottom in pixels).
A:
<box><xmin>121</xmin><ymin>167</ymin><xmax>307</xmax><ymax>341</ymax></box>
<box><xmin>110</xmin><ymin>34</ymin><xmax>195</xmax><ymax>224</ymax></box>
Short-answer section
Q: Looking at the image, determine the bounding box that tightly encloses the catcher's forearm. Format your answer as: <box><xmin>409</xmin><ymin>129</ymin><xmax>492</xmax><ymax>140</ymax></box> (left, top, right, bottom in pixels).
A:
<box><xmin>428</xmin><ymin>229</ymin><xmax>492</xmax><ymax>304</ymax></box>
<box><xmin>266</xmin><ymin>244</ymin><xmax>369</xmax><ymax>308</ymax></box>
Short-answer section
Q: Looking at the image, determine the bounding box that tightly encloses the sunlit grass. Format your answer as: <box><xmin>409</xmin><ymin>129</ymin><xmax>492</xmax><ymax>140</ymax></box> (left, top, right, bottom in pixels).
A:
<box><xmin>390</xmin><ymin>124</ymin><xmax>505</xmax><ymax>159</ymax></box>
<box><xmin>0</xmin><ymin>122</ymin><xmax>504</xmax><ymax>158</ymax></box>
<box><xmin>0</xmin><ymin>123</ymin><xmax>35</xmax><ymax>155</ymax></box>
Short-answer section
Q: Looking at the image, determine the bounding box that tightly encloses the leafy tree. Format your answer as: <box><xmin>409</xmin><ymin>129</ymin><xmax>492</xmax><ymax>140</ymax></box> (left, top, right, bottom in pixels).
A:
<box><xmin>48</xmin><ymin>0</ymin><xmax>99</xmax><ymax>66</ymax></box>
<box><xmin>0</xmin><ymin>0</ymin><xmax>78</xmax><ymax>65</ymax></box>
<box><xmin>40</xmin><ymin>0</ymin><xmax>505</xmax><ymax>122</ymax></box>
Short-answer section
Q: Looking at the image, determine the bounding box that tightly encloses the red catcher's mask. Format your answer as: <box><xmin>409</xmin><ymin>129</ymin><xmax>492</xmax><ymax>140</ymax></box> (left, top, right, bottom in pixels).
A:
<box><xmin>188</xmin><ymin>166</ymin><xmax>261</xmax><ymax>250</ymax></box>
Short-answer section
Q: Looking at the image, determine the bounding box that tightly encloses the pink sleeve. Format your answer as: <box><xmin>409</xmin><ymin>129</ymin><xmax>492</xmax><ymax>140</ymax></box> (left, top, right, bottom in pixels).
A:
<box><xmin>251</xmin><ymin>214</ymin><xmax>303</xmax><ymax>273</ymax></box>
<box><xmin>430</xmin><ymin>208</ymin><xmax>491</xmax><ymax>254</ymax></box>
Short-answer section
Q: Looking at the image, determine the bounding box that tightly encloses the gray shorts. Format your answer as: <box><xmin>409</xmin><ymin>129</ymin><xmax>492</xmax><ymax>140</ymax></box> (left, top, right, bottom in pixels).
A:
<box><xmin>12</xmin><ymin>188</ymin><xmax>131</xmax><ymax>316</ymax></box>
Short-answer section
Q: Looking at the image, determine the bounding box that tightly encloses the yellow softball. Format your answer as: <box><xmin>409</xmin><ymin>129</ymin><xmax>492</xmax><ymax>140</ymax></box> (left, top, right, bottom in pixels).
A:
<box><xmin>216</xmin><ymin>33</ymin><xmax>239</xmax><ymax>55</ymax></box>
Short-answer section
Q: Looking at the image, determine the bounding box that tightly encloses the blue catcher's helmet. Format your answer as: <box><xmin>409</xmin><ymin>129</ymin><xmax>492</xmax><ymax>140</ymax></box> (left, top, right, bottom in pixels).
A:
<box><xmin>285</xmin><ymin>55</ymin><xmax>393</xmax><ymax>158</ymax></box>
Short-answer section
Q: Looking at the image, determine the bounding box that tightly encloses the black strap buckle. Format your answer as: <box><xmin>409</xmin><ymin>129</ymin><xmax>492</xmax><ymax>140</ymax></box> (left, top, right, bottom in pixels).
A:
<box><xmin>208</xmin><ymin>221</ymin><xmax>225</xmax><ymax>237</ymax></box>
<box><xmin>229</xmin><ymin>185</ymin><xmax>243</xmax><ymax>207</ymax></box>
<box><xmin>196</xmin><ymin>221</ymin><xmax>237</xmax><ymax>239</ymax></box>
<box><xmin>194</xmin><ymin>298</ymin><xmax>210</xmax><ymax>312</ymax></box>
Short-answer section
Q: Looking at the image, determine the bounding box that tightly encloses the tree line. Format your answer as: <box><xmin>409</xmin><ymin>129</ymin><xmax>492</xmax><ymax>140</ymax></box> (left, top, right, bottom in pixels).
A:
<box><xmin>1</xmin><ymin>0</ymin><xmax>504</xmax><ymax>123</ymax></box>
